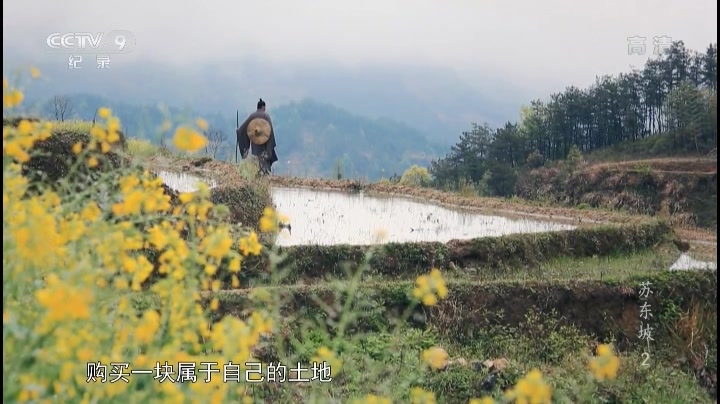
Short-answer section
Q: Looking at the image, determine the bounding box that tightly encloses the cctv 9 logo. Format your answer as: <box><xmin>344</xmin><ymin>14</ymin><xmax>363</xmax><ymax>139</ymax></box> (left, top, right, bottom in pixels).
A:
<box><xmin>46</xmin><ymin>30</ymin><xmax>136</xmax><ymax>54</ymax></box>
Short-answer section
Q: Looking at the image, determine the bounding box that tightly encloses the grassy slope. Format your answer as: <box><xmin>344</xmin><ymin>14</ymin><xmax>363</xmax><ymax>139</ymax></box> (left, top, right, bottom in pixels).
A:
<box><xmin>504</xmin><ymin>128</ymin><xmax>718</xmax><ymax>233</ymax></box>
<box><xmin>126</xmin><ymin>232</ymin><xmax>717</xmax><ymax>402</ymax></box>
<box><xmin>186</xmin><ymin>247</ymin><xmax>716</xmax><ymax>403</ymax></box>
<box><xmin>586</xmin><ymin>131</ymin><xmax>716</xmax><ymax>163</ymax></box>
<box><xmin>517</xmin><ymin>155</ymin><xmax>718</xmax><ymax>230</ymax></box>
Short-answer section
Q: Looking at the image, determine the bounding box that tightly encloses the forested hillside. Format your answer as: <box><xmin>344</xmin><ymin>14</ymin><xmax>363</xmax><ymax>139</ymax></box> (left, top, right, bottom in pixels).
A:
<box><xmin>430</xmin><ymin>41</ymin><xmax>717</xmax><ymax>191</ymax></box>
<box><xmin>422</xmin><ymin>41</ymin><xmax>717</xmax><ymax>228</ymax></box>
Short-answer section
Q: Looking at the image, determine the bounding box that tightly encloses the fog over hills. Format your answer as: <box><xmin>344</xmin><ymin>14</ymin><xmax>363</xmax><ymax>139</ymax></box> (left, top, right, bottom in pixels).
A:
<box><xmin>5</xmin><ymin>51</ymin><xmax>525</xmax><ymax>146</ymax></box>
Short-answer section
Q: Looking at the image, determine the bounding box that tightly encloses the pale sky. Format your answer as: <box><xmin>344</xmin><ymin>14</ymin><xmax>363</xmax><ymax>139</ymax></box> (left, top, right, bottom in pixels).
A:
<box><xmin>3</xmin><ymin>0</ymin><xmax>718</xmax><ymax>95</ymax></box>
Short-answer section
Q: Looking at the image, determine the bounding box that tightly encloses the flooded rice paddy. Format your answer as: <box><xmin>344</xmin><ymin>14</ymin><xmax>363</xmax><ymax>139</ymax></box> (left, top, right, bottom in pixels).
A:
<box><xmin>156</xmin><ymin>171</ymin><xmax>217</xmax><ymax>193</ymax></box>
<box><xmin>669</xmin><ymin>253</ymin><xmax>717</xmax><ymax>271</ymax></box>
<box><xmin>270</xmin><ymin>187</ymin><xmax>575</xmax><ymax>246</ymax></box>
<box><xmin>155</xmin><ymin>171</ymin><xmax>576</xmax><ymax>245</ymax></box>
<box><xmin>156</xmin><ymin>172</ymin><xmax>717</xmax><ymax>270</ymax></box>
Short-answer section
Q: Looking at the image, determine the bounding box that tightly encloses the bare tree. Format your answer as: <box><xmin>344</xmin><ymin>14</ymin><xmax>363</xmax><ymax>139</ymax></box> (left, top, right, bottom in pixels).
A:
<box><xmin>52</xmin><ymin>96</ymin><xmax>73</xmax><ymax>122</ymax></box>
<box><xmin>204</xmin><ymin>127</ymin><xmax>226</xmax><ymax>159</ymax></box>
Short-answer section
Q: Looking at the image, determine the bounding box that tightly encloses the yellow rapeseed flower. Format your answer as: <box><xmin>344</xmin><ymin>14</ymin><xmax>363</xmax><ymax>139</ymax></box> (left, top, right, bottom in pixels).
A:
<box><xmin>119</xmin><ymin>174</ymin><xmax>141</xmax><ymax>193</ymax></box>
<box><xmin>87</xmin><ymin>156</ymin><xmax>99</xmax><ymax>168</ymax></box>
<box><xmin>179</xmin><ymin>192</ymin><xmax>194</xmax><ymax>204</ymax></box>
<box><xmin>107</xmin><ymin>130</ymin><xmax>120</xmax><ymax>144</ymax></box>
<box><xmin>410</xmin><ymin>387</ymin><xmax>436</xmax><ymax>404</ymax></box>
<box><xmin>4</xmin><ymin>141</ymin><xmax>31</xmax><ymax>163</ymax></box>
<box><xmin>589</xmin><ymin>343</ymin><xmax>621</xmax><ymax>381</ymax></box>
<box><xmin>30</xmin><ymin>66</ymin><xmax>41</xmax><ymax>78</ymax></box>
<box><xmin>80</xmin><ymin>202</ymin><xmax>102</xmax><ymax>222</ymax></box>
<box><xmin>114</xmin><ymin>277</ymin><xmax>129</xmax><ymax>290</ymax></box>
<box><xmin>173</xmin><ymin>126</ymin><xmax>207</xmax><ymax>152</ymax></box>
<box><xmin>200</xmin><ymin>226</ymin><xmax>233</xmax><ymax>260</ymax></box>
<box><xmin>35</xmin><ymin>274</ymin><xmax>93</xmax><ymax>322</ymax></box>
<box><xmin>0</xmin><ymin>100</ymin><xmax>310</xmax><ymax>402</ymax></box>
<box><xmin>469</xmin><ymin>398</ymin><xmax>496</xmax><ymax>404</ymax></box>
<box><xmin>130</xmin><ymin>256</ymin><xmax>154</xmax><ymax>291</ymax></box>
<box><xmin>351</xmin><ymin>395</ymin><xmax>393</xmax><ymax>404</ymax></box>
<box><xmin>312</xmin><ymin>346</ymin><xmax>342</xmax><ymax>375</ymax></box>
<box><xmin>504</xmin><ymin>368</ymin><xmax>552</xmax><ymax>404</ymax></box>
<box><xmin>228</xmin><ymin>256</ymin><xmax>242</xmax><ymax>273</ymax></box>
<box><xmin>412</xmin><ymin>268</ymin><xmax>449</xmax><ymax>306</ymax></box>
<box><xmin>17</xmin><ymin>119</ymin><xmax>34</xmax><ymax>135</ymax></box>
<box><xmin>11</xmin><ymin>201</ymin><xmax>66</xmax><ymax>268</ymax></box>
<box><xmin>196</xmin><ymin>118</ymin><xmax>209</xmax><ymax>131</ymax></box>
<box><xmin>205</xmin><ymin>264</ymin><xmax>218</xmax><ymax>277</ymax></box>
<box><xmin>238</xmin><ymin>231</ymin><xmax>262</xmax><ymax>256</ymax></box>
<box><xmin>100</xmin><ymin>141</ymin><xmax>111</xmax><ymax>154</ymax></box>
<box><xmin>135</xmin><ymin>310</ymin><xmax>161</xmax><ymax>345</ymax></box>
<box><xmin>4</xmin><ymin>89</ymin><xmax>24</xmax><ymax>108</ymax></box>
<box><xmin>597</xmin><ymin>344</ymin><xmax>611</xmax><ymax>357</ymax></box>
<box><xmin>259</xmin><ymin>206</ymin><xmax>278</xmax><ymax>233</ymax></box>
<box><xmin>98</xmin><ymin>107</ymin><xmax>112</xmax><ymax>119</ymax></box>
<box><xmin>422</xmin><ymin>346</ymin><xmax>449</xmax><ymax>370</ymax></box>
<box><xmin>250</xmin><ymin>311</ymin><xmax>273</xmax><ymax>335</ymax></box>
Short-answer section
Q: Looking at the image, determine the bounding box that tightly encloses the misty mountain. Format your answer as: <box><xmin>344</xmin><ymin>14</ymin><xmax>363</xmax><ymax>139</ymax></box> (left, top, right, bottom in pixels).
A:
<box><xmin>272</xmin><ymin>99</ymin><xmax>446</xmax><ymax>179</ymax></box>
<box><xmin>3</xmin><ymin>52</ymin><xmax>524</xmax><ymax>146</ymax></box>
<box><xmin>23</xmin><ymin>94</ymin><xmax>446</xmax><ymax>180</ymax></box>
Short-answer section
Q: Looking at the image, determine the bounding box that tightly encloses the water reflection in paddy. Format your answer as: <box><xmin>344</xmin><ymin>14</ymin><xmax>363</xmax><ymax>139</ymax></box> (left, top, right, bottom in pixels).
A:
<box><xmin>271</xmin><ymin>187</ymin><xmax>575</xmax><ymax>246</ymax></box>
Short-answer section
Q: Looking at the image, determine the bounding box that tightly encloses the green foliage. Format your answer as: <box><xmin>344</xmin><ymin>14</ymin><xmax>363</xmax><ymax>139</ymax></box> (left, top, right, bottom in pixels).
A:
<box><xmin>236</xmin><ymin>158</ymin><xmax>261</xmax><ymax>180</ymax></box>
<box><xmin>399</xmin><ymin>165</ymin><xmax>431</xmax><ymax>187</ymax></box>
<box><xmin>126</xmin><ymin>138</ymin><xmax>167</xmax><ymax>161</ymax></box>
<box><xmin>209</xmin><ymin>184</ymin><xmax>272</xmax><ymax>230</ymax></box>
<box><xmin>430</xmin><ymin>41</ymin><xmax>718</xmax><ymax>194</ymax></box>
<box><xmin>234</xmin><ymin>221</ymin><xmax>673</xmax><ymax>285</ymax></box>
<box><xmin>665</xmin><ymin>81</ymin><xmax>717</xmax><ymax>153</ymax></box>
<box><xmin>482</xmin><ymin>163</ymin><xmax>519</xmax><ymax>197</ymax></box>
<box><xmin>516</xmin><ymin>308</ymin><xmax>588</xmax><ymax>365</ymax></box>
<box><xmin>565</xmin><ymin>146</ymin><xmax>583</xmax><ymax>170</ymax></box>
<box><xmin>40</xmin><ymin>119</ymin><xmax>94</xmax><ymax>134</ymax></box>
<box><xmin>213</xmin><ymin>269</ymin><xmax>717</xmax><ymax>402</ymax></box>
<box><xmin>525</xmin><ymin>150</ymin><xmax>544</xmax><ymax>169</ymax></box>
<box><xmin>20</xmin><ymin>126</ymin><xmax>127</xmax><ymax>186</ymax></box>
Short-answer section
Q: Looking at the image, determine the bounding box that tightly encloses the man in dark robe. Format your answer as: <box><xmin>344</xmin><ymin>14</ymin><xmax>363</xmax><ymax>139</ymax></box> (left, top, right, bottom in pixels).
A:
<box><xmin>237</xmin><ymin>98</ymin><xmax>278</xmax><ymax>175</ymax></box>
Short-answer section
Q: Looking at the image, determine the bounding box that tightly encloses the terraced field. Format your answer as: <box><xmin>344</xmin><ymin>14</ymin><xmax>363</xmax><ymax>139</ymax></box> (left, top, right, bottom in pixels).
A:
<box><xmin>5</xmin><ymin>117</ymin><xmax>716</xmax><ymax>402</ymax></box>
<box><xmin>150</xmin><ymin>157</ymin><xmax>717</xmax><ymax>403</ymax></box>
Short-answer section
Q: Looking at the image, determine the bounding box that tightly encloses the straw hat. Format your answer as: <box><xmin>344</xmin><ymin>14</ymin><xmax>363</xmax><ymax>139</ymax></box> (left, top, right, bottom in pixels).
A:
<box><xmin>247</xmin><ymin>118</ymin><xmax>271</xmax><ymax>145</ymax></box>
